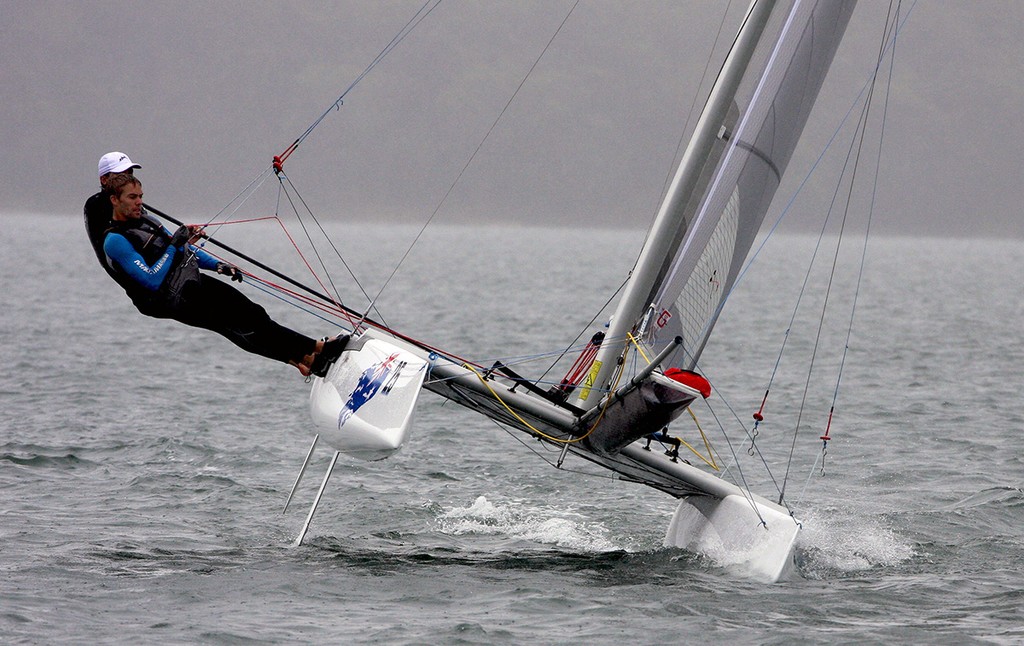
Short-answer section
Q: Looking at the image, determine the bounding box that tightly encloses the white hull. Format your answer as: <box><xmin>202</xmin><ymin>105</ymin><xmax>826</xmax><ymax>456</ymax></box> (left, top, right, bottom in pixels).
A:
<box><xmin>667</xmin><ymin>494</ymin><xmax>799</xmax><ymax>582</ymax></box>
<box><xmin>309</xmin><ymin>331</ymin><xmax>429</xmax><ymax>461</ymax></box>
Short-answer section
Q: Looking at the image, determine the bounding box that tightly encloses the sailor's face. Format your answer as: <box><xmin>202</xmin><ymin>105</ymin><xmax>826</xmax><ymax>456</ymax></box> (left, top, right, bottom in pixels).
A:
<box><xmin>111</xmin><ymin>185</ymin><xmax>144</xmax><ymax>219</ymax></box>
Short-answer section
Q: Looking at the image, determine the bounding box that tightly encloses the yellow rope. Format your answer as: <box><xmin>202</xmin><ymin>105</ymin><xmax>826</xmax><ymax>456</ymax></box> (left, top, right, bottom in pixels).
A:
<box><xmin>625</xmin><ymin>333</ymin><xmax>720</xmax><ymax>470</ymax></box>
<box><xmin>673</xmin><ymin>408</ymin><xmax>719</xmax><ymax>471</ymax></box>
<box><xmin>627</xmin><ymin>332</ymin><xmax>652</xmax><ymax>364</ymax></box>
<box><xmin>651</xmin><ymin>408</ymin><xmax>720</xmax><ymax>471</ymax></box>
<box><xmin>689</xmin><ymin>408</ymin><xmax>718</xmax><ymax>465</ymax></box>
<box><xmin>462</xmin><ymin>350</ymin><xmax>625</xmax><ymax>445</ymax></box>
<box><xmin>464</xmin><ymin>334</ymin><xmax>716</xmax><ymax>469</ymax></box>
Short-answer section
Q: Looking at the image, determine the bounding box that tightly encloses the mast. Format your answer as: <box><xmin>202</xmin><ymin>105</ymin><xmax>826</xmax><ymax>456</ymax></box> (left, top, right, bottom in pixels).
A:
<box><xmin>577</xmin><ymin>0</ymin><xmax>778</xmax><ymax>409</ymax></box>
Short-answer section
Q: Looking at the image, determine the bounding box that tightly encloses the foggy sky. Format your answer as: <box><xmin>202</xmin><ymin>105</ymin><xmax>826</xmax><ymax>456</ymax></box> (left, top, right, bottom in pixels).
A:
<box><xmin>3</xmin><ymin>0</ymin><xmax>1023</xmax><ymax>238</ymax></box>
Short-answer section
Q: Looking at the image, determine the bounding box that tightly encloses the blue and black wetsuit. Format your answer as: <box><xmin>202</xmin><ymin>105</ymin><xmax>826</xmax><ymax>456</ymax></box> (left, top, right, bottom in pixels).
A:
<box><xmin>102</xmin><ymin>212</ymin><xmax>317</xmax><ymax>367</ymax></box>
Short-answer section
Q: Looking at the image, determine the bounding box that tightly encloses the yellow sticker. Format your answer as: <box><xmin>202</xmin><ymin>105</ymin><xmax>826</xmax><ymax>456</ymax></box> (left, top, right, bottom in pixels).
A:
<box><xmin>578</xmin><ymin>360</ymin><xmax>603</xmax><ymax>401</ymax></box>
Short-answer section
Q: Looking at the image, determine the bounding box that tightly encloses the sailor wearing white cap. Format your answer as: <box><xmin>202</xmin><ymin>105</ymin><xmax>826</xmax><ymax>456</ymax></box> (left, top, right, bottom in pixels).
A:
<box><xmin>85</xmin><ymin>151</ymin><xmax>143</xmax><ymax>275</ymax></box>
<box><xmin>97</xmin><ymin>151</ymin><xmax>142</xmax><ymax>177</ymax></box>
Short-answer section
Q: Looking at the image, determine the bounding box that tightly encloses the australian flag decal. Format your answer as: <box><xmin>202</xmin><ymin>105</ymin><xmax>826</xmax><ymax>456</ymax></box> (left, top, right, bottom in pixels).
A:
<box><xmin>338</xmin><ymin>352</ymin><xmax>406</xmax><ymax>429</ymax></box>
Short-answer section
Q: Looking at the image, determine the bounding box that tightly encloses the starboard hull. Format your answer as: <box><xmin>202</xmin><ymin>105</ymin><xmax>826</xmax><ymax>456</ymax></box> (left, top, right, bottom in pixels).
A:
<box><xmin>667</xmin><ymin>494</ymin><xmax>799</xmax><ymax>582</ymax></box>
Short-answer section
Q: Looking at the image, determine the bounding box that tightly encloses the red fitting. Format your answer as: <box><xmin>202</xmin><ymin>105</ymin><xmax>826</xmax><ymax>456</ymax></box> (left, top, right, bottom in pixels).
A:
<box><xmin>664</xmin><ymin>368</ymin><xmax>711</xmax><ymax>399</ymax></box>
<box><xmin>273</xmin><ymin>155</ymin><xmax>284</xmax><ymax>174</ymax></box>
<box><xmin>820</xmin><ymin>407</ymin><xmax>834</xmax><ymax>442</ymax></box>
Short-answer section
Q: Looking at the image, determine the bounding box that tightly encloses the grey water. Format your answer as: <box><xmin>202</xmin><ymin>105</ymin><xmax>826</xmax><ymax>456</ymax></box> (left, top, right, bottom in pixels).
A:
<box><xmin>2</xmin><ymin>212</ymin><xmax>1022</xmax><ymax>644</ymax></box>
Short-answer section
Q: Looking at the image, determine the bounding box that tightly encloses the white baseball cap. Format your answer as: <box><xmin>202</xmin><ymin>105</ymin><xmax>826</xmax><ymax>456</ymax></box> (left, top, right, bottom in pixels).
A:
<box><xmin>98</xmin><ymin>152</ymin><xmax>141</xmax><ymax>177</ymax></box>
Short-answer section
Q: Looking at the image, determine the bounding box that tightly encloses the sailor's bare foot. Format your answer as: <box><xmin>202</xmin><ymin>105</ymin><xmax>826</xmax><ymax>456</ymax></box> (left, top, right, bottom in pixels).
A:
<box><xmin>291</xmin><ymin>359</ymin><xmax>313</xmax><ymax>376</ymax></box>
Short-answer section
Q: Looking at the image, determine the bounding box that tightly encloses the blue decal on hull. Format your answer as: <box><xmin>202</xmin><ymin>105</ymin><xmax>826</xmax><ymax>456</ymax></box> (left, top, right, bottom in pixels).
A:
<box><xmin>338</xmin><ymin>352</ymin><xmax>404</xmax><ymax>429</ymax></box>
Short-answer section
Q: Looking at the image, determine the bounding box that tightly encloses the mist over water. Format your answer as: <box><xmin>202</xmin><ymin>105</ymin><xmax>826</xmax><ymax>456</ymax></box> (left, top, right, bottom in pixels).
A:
<box><xmin>2</xmin><ymin>214</ymin><xmax>1021</xmax><ymax>643</ymax></box>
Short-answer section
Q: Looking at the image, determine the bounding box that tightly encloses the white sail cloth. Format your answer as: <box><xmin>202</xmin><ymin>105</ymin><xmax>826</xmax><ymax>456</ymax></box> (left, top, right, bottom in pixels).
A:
<box><xmin>643</xmin><ymin>0</ymin><xmax>857</xmax><ymax>369</ymax></box>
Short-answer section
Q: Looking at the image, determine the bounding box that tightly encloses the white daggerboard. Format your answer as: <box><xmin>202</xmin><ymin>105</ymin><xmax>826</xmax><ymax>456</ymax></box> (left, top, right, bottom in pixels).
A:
<box><xmin>309</xmin><ymin>330</ymin><xmax>429</xmax><ymax>461</ymax></box>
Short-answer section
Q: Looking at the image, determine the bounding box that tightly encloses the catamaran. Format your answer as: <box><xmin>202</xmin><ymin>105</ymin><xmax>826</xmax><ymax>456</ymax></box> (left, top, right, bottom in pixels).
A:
<box><xmin>169</xmin><ymin>0</ymin><xmax>899</xmax><ymax>581</ymax></box>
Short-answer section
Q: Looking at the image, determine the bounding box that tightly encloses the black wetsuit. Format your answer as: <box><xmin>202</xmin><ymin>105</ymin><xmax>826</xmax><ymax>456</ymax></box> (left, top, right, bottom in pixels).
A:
<box><xmin>84</xmin><ymin>190</ymin><xmax>117</xmax><ymax>278</ymax></box>
<box><xmin>93</xmin><ymin>203</ymin><xmax>317</xmax><ymax>367</ymax></box>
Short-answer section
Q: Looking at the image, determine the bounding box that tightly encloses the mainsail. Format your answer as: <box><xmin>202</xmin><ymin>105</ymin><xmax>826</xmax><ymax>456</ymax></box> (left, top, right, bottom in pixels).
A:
<box><xmin>587</xmin><ymin>0</ymin><xmax>857</xmax><ymax>393</ymax></box>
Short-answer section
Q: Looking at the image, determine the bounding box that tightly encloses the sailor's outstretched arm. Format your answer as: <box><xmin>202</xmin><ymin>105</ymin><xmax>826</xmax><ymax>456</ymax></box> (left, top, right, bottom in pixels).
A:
<box><xmin>103</xmin><ymin>233</ymin><xmax>178</xmax><ymax>291</ymax></box>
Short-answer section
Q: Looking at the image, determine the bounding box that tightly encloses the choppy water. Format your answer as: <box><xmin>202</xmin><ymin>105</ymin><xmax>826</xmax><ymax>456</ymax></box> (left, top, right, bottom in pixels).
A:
<box><xmin>2</xmin><ymin>213</ymin><xmax>1022</xmax><ymax>644</ymax></box>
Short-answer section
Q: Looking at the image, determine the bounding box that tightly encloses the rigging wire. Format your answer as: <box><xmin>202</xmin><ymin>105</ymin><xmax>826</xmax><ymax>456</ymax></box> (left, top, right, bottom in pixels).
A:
<box><xmin>260</xmin><ymin>0</ymin><xmax>443</xmax><ymax>329</ymax></box>
<box><xmin>535</xmin><ymin>274</ymin><xmax>628</xmax><ymax>388</ymax></box>
<box><xmin>205</xmin><ymin>168</ymin><xmax>279</xmax><ymax>231</ymax></box>
<box><xmin>529</xmin><ymin>2</ymin><xmax>737</xmax><ymax>390</ymax></box>
<box><xmin>656</xmin><ymin>0</ymin><xmax>917</xmax><ymax>509</ymax></box>
<box><xmin>816</xmin><ymin>0</ymin><xmax>901</xmax><ymax>478</ymax></box>
<box><xmin>693</xmin><ymin>363</ymin><xmax>791</xmax><ymax>506</ymax></box>
<box><xmin>777</xmin><ymin>124</ymin><xmax>866</xmax><ymax>500</ymax></box>
<box><xmin>779</xmin><ymin>0</ymin><xmax>903</xmax><ymax>504</ymax></box>
<box><xmin>148</xmin><ymin>0</ymin><xmax>446</xmax><ymax>350</ymax></box>
<box><xmin>274</xmin><ymin>173</ymin><xmax>388</xmax><ymax>329</ymax></box>
<box><xmin>700</xmin><ymin>397</ymin><xmax>772</xmax><ymax>525</ymax></box>
<box><xmin>231</xmin><ymin>1</ymin><xmax>586</xmax><ymax>340</ymax></box>
<box><xmin>357</xmin><ymin>0</ymin><xmax>583</xmax><ymax>329</ymax></box>
<box><xmin>273</xmin><ymin>0</ymin><xmax>443</xmax><ymax>172</ymax></box>
<box><xmin>172</xmin><ymin>1</ymin><xmax>443</xmax><ymax>332</ymax></box>
<box><xmin>275</xmin><ymin>181</ymin><xmax>348</xmax><ymax>311</ymax></box>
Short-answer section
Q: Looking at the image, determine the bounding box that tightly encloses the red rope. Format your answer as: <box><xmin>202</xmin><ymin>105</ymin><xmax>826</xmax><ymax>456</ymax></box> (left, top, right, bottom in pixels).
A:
<box><xmin>215</xmin><ymin>213</ymin><xmax>348</xmax><ymax>317</ymax></box>
<box><xmin>210</xmin><ymin>215</ymin><xmax>281</xmax><ymax>227</ymax></box>
<box><xmin>273</xmin><ymin>143</ymin><xmax>299</xmax><ymax>174</ymax></box>
<box><xmin>206</xmin><ymin>207</ymin><xmax>489</xmax><ymax>371</ymax></box>
<box><xmin>251</xmin><ymin>273</ymin><xmax>360</xmax><ymax>329</ymax></box>
<box><xmin>556</xmin><ymin>335</ymin><xmax>602</xmax><ymax>392</ymax></box>
<box><xmin>246</xmin><ymin>272</ymin><xmax>485</xmax><ymax>370</ymax></box>
<box><xmin>564</xmin><ymin>343</ymin><xmax>599</xmax><ymax>386</ymax></box>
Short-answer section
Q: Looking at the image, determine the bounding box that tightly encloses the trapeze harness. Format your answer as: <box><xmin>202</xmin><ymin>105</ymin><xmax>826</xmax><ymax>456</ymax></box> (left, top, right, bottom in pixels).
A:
<box><xmin>102</xmin><ymin>213</ymin><xmax>213</xmax><ymax>316</ymax></box>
